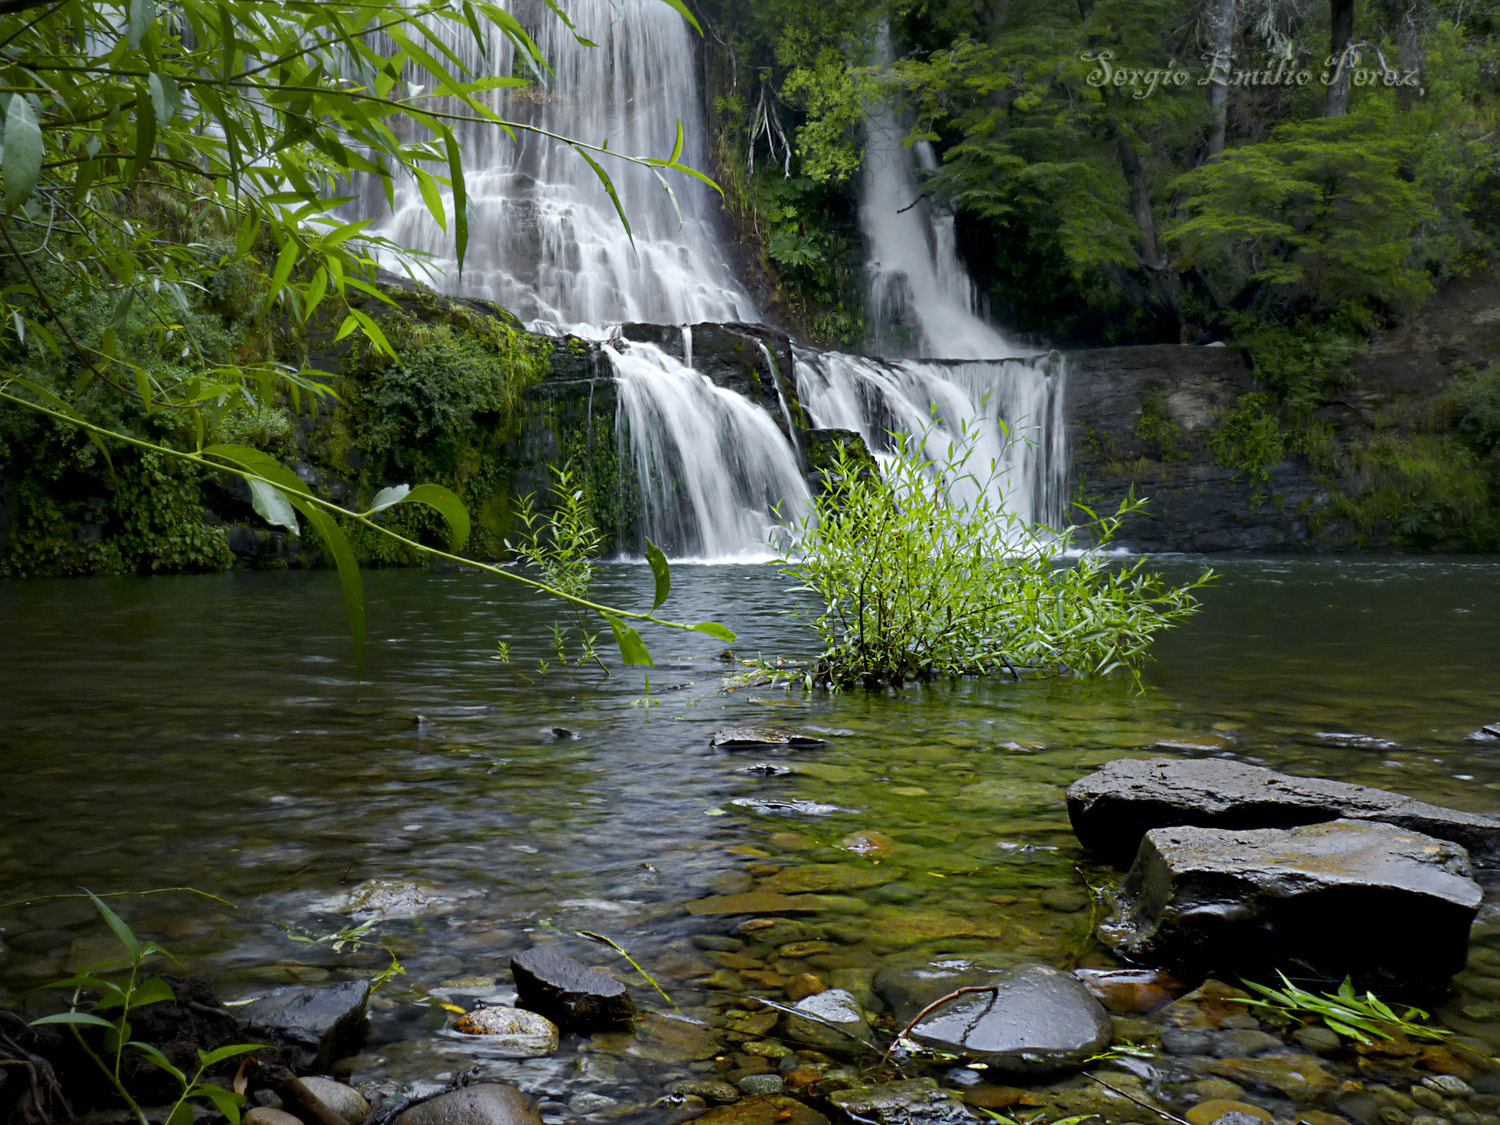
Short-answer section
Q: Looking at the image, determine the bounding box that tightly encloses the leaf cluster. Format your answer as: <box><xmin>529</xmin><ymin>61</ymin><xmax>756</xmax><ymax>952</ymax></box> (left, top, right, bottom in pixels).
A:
<box><xmin>775</xmin><ymin>422</ymin><xmax>1210</xmax><ymax>687</ymax></box>
<box><xmin>1236</xmin><ymin>972</ymin><xmax>1455</xmax><ymax>1046</ymax></box>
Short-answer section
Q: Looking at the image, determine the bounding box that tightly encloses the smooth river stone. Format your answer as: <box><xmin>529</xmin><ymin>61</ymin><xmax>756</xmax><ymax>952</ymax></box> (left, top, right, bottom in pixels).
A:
<box><xmin>907</xmin><ymin>964</ymin><xmax>1112</xmax><ymax>1076</ymax></box>
<box><xmin>1067</xmin><ymin>756</ymin><xmax>1500</xmax><ymax>866</ymax></box>
<box><xmin>450</xmin><ymin>1005</ymin><xmax>559</xmax><ymax>1056</ymax></box>
<box><xmin>757</xmin><ymin>864</ymin><xmax>896</xmax><ymax>894</ymax></box>
<box><xmin>510</xmin><ymin>945</ymin><xmax>636</xmax><ymax>1030</ymax></box>
<box><xmin>1100</xmin><ymin>819</ymin><xmax>1481</xmax><ymax>993</ymax></box>
<box><xmin>828</xmin><ymin>1079</ymin><xmax>980</xmax><ymax>1124</ymax></box>
<box><xmin>394</xmin><ymin>1085</ymin><xmax>541</xmax><ymax>1125</ymax></box>
<box><xmin>784</xmin><ymin>988</ymin><xmax>873</xmax><ymax>1051</ymax></box>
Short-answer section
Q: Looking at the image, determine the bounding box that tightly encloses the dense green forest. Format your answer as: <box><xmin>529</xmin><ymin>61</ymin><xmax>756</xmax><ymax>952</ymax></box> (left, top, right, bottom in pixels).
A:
<box><xmin>702</xmin><ymin>0</ymin><xmax>1499</xmax><ymax>350</ymax></box>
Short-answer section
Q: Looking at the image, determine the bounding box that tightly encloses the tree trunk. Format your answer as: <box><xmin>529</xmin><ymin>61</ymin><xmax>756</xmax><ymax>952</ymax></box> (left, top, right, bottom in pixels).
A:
<box><xmin>1323</xmin><ymin>0</ymin><xmax>1355</xmax><ymax>116</ymax></box>
<box><xmin>1205</xmin><ymin>0</ymin><xmax>1237</xmax><ymax>159</ymax></box>
<box><xmin>1396</xmin><ymin>4</ymin><xmax>1425</xmax><ymax>111</ymax></box>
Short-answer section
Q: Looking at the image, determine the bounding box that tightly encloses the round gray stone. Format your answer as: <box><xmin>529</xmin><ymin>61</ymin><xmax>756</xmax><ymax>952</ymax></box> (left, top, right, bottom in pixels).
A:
<box><xmin>907</xmin><ymin>963</ymin><xmax>1112</xmax><ymax>1076</ymax></box>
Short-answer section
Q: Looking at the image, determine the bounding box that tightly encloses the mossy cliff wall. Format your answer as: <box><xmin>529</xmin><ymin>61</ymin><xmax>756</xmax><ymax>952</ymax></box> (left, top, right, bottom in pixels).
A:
<box><xmin>5</xmin><ymin>268</ymin><xmax>1498</xmax><ymax>575</ymax></box>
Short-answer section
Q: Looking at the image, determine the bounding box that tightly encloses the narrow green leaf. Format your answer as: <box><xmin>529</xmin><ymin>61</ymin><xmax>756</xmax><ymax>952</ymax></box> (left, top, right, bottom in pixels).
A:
<box><xmin>3</xmin><ymin>94</ymin><xmax>43</xmax><ymax>212</ymax></box>
<box><xmin>129</xmin><ymin>1040</ymin><xmax>186</xmax><ymax>1082</ymax></box>
<box><xmin>130</xmin><ymin>977</ymin><xmax>177</xmax><ymax>1008</ymax></box>
<box><xmin>602</xmin><ymin>612</ymin><xmax>652</xmax><ymax>666</ymax></box>
<box><xmin>572</xmin><ymin>145</ymin><xmax>631</xmax><ymax>245</ymax></box>
<box><xmin>201</xmin><ymin>1084</ymin><xmax>245</xmax><ymax>1125</ymax></box>
<box><xmin>412</xmin><ymin>166</ymin><xmax>447</xmax><ymax>234</ymax></box>
<box><xmin>129</xmin><ymin>89</ymin><xmax>156</xmax><ymax>185</ymax></box>
<box><xmin>402</xmin><ymin>483</ymin><xmax>470</xmax><ymax>550</ymax></box>
<box><xmin>197</xmin><ymin>1043</ymin><xmax>265</xmax><ymax>1067</ymax></box>
<box><xmin>656</xmin><ymin>0</ymin><xmax>702</xmax><ymax>34</ymax></box>
<box><xmin>127</xmin><ymin>0</ymin><xmax>155</xmax><ymax>49</ymax></box>
<box><xmin>644</xmin><ymin>539</ymin><xmax>670</xmax><ymax>612</ymax></box>
<box><xmin>443</xmin><ymin>127</ymin><xmax>468</xmax><ymax>276</ymax></box>
<box><xmin>366</xmin><ymin>484</ymin><xmax>411</xmax><ymax>514</ymax></box>
<box><xmin>297</xmin><ymin>504</ymin><xmax>365</xmax><ymax>677</ymax></box>
<box><xmin>691</xmin><ymin>621</ymin><xmax>736</xmax><ymax>642</ymax></box>
<box><xmin>268</xmin><ymin>239</ymin><xmax>299</xmax><ymax>304</ymax></box>
<box><xmin>668</xmin><ymin>118</ymin><xmax>684</xmax><ymax>166</ymax></box>
<box><xmin>248</xmin><ymin>479</ymin><xmax>299</xmax><ymax>534</ymax></box>
<box><xmin>87</xmin><ymin>890</ymin><xmax>142</xmax><ymax>960</ymax></box>
<box><xmin>30</xmin><ymin>1011</ymin><xmax>116</xmax><ymax>1028</ymax></box>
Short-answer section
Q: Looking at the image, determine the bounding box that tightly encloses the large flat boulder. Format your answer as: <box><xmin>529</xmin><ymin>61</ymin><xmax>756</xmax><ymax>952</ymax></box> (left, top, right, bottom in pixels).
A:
<box><xmin>1100</xmin><ymin>819</ymin><xmax>1481</xmax><ymax>994</ymax></box>
<box><xmin>1068</xmin><ymin>757</ymin><xmax>1500</xmax><ymax>866</ymax></box>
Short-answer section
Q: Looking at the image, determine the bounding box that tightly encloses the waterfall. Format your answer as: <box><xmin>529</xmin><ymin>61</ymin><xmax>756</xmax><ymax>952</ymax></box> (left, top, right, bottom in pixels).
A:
<box><xmin>611</xmin><ymin>341</ymin><xmax>810</xmax><ymax>562</ymax></box>
<box><xmin>860</xmin><ymin>29</ymin><xmax>1017</xmax><ymax>360</ymax></box>
<box><xmin>364</xmin><ymin>0</ymin><xmax>756</xmax><ymax>334</ymax></box>
<box><xmin>795</xmin><ymin>348</ymin><xmax>1068</xmax><ymax>530</ymax></box>
<box><xmin>358</xmin><ymin>3</ymin><xmax>1069</xmax><ymax>559</ymax></box>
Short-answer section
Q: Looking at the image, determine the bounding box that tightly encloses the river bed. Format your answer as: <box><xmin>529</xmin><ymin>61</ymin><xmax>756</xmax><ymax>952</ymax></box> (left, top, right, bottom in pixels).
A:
<box><xmin>2</xmin><ymin>556</ymin><xmax>1500</xmax><ymax>1120</ymax></box>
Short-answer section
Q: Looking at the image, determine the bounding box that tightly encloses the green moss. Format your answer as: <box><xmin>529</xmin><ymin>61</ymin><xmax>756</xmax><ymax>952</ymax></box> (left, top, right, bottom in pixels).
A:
<box><xmin>1331</xmin><ymin>433</ymin><xmax>1499</xmax><ymax>550</ymax></box>
<box><xmin>1209</xmin><ymin>392</ymin><xmax>1286</xmax><ymax>500</ymax></box>
<box><xmin>1</xmin><ymin>451</ymin><xmax>231</xmax><ymax>577</ymax></box>
<box><xmin>1135</xmin><ymin>389</ymin><xmax>1191</xmax><ymax>462</ymax></box>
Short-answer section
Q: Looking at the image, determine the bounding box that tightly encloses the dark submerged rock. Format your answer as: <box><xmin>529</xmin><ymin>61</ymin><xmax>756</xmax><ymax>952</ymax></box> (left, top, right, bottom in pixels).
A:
<box><xmin>905</xmin><ymin>964</ymin><xmax>1112</xmax><ymax>1076</ymax></box>
<box><xmin>393</xmin><ymin>1084</ymin><xmax>541</xmax><ymax>1125</ymax></box>
<box><xmin>1100</xmin><ymin>819</ymin><xmax>1481</xmax><ymax>994</ymax></box>
<box><xmin>509</xmin><ymin>945</ymin><xmax>636</xmax><ymax>1029</ymax></box>
<box><xmin>1068</xmin><ymin>756</ymin><xmax>1500</xmax><ymax>866</ymax></box>
<box><xmin>827</xmin><ymin>1079</ymin><xmax>980</xmax><ymax>1124</ymax></box>
<box><xmin>239</xmin><ymin>979</ymin><xmax>371</xmax><ymax>1071</ymax></box>
<box><xmin>873</xmin><ymin>952</ymin><xmax>1023</xmax><ymax>1021</ymax></box>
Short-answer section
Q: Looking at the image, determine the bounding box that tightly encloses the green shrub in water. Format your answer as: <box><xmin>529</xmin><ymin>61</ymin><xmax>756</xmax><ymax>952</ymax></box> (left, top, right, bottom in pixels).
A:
<box><xmin>774</xmin><ymin>425</ymin><xmax>1211</xmax><ymax>687</ymax></box>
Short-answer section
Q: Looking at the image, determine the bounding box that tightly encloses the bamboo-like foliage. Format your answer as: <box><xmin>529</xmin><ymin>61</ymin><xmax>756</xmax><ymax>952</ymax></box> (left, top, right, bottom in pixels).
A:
<box><xmin>0</xmin><ymin>0</ymin><xmax>730</xmax><ymax>670</ymax></box>
<box><xmin>775</xmin><ymin>426</ymin><xmax>1211</xmax><ymax>687</ymax></box>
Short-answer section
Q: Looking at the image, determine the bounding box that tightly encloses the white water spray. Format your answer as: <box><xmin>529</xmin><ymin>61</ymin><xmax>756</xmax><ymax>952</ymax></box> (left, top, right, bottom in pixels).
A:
<box><xmin>611</xmin><ymin>341</ymin><xmax>810</xmax><ymax>561</ymax></box>
<box><xmin>365</xmin><ymin>0</ymin><xmax>756</xmax><ymax>334</ymax></box>
<box><xmin>795</xmin><ymin>347</ymin><xmax>1068</xmax><ymax>530</ymax></box>
<box><xmin>860</xmin><ymin>30</ymin><xmax>1018</xmax><ymax>360</ymax></box>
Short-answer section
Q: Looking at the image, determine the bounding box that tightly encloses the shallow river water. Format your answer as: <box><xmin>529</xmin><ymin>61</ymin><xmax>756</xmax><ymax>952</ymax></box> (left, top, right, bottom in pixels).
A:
<box><xmin>3</xmin><ymin>556</ymin><xmax>1500</xmax><ymax>1120</ymax></box>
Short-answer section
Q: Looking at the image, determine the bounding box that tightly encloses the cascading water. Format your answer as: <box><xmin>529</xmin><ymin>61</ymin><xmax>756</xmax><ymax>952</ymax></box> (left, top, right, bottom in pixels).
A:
<box><xmin>794</xmin><ymin>348</ymin><xmax>1068</xmax><ymax>530</ymax></box>
<box><xmin>365</xmin><ymin>0</ymin><xmax>756</xmax><ymax>334</ymax></box>
<box><xmin>611</xmin><ymin>341</ymin><xmax>810</xmax><ymax>561</ymax></box>
<box><xmin>859</xmin><ymin>29</ymin><xmax>1017</xmax><ymax>360</ymax></box>
<box><xmin>362</xmin><ymin>2</ymin><xmax>1068</xmax><ymax>559</ymax></box>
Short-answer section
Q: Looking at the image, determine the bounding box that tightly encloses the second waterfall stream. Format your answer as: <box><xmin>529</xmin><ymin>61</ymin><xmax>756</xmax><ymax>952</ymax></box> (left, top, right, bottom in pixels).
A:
<box><xmin>365</xmin><ymin>0</ymin><xmax>1066</xmax><ymax>560</ymax></box>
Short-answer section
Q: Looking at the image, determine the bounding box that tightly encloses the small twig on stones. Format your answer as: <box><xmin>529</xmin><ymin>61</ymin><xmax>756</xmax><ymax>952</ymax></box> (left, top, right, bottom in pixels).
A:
<box><xmin>880</xmin><ymin>985</ymin><xmax>1000</xmax><ymax>1066</ymax></box>
<box><xmin>1083</xmin><ymin>1073</ymin><xmax>1192</xmax><ymax>1125</ymax></box>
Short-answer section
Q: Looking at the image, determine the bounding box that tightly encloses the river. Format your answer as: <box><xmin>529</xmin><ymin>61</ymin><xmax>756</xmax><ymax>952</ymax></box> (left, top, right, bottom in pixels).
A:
<box><xmin>2</xmin><ymin>556</ymin><xmax>1499</xmax><ymax>1116</ymax></box>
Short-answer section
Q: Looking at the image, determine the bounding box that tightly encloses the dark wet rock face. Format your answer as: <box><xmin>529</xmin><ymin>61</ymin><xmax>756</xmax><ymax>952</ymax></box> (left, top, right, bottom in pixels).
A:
<box><xmin>874</xmin><ymin>952</ymin><xmax>1023</xmax><ymax>1021</ymax></box>
<box><xmin>905</xmin><ymin>964</ymin><xmax>1112</xmax><ymax>1076</ymax></box>
<box><xmin>510</xmin><ymin>945</ymin><xmax>636</xmax><ymax>1030</ymax></box>
<box><xmin>1067</xmin><ymin>756</ymin><xmax>1500</xmax><ymax>866</ymax></box>
<box><xmin>828</xmin><ymin>1079</ymin><xmax>980</xmax><ymax>1124</ymax></box>
<box><xmin>1101</xmin><ymin>819</ymin><xmax>1481</xmax><ymax>993</ymax></box>
<box><xmin>394</xmin><ymin>1084</ymin><xmax>541</xmax><ymax>1125</ymax></box>
<box><xmin>239</xmin><ymin>980</ymin><xmax>370</xmax><ymax>1071</ymax></box>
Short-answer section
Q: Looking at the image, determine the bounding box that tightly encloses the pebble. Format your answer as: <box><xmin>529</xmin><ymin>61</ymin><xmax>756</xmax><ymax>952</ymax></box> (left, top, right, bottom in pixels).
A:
<box><xmin>245</xmin><ymin>1111</ymin><xmax>303</xmax><ymax>1125</ymax></box>
<box><xmin>655</xmin><ymin>1095</ymin><xmax>709</xmax><ymax>1125</ymax></box>
<box><xmin>1294</xmin><ymin>1027</ymin><xmax>1344</xmax><ymax>1053</ymax></box>
<box><xmin>1186</xmin><ymin>1100</ymin><xmax>1272</xmax><ymax>1125</ymax></box>
<box><xmin>1411</xmin><ymin>1117</ymin><xmax>1449</xmax><ymax>1125</ymax></box>
<box><xmin>669</xmin><ymin>1081</ymin><xmax>740</xmax><ymax>1105</ymax></box>
<box><xmin>569</xmin><ymin>1094</ymin><xmax>618</xmax><ymax>1114</ymax></box>
<box><xmin>1426</xmin><ymin>1078</ymin><xmax>1478</xmax><ymax>1098</ymax></box>
<box><xmin>299</xmin><ymin>1078</ymin><xmax>371</xmax><ymax>1125</ymax></box>
<box><xmin>1413</xmin><ymin>1089</ymin><xmax>1448</xmax><ymax>1112</ymax></box>
<box><xmin>786</xmin><ymin>973</ymin><xmax>827</xmax><ymax>1002</ymax></box>
<box><xmin>1162</xmin><ymin>1028</ymin><xmax>1214</xmax><ymax>1055</ymax></box>
<box><xmin>1212</xmin><ymin>1030</ymin><xmax>1283</xmax><ymax>1058</ymax></box>
<box><xmin>694</xmin><ymin>936</ymin><xmax>746</xmax><ymax>953</ymax></box>
<box><xmin>742</xmin><ymin>1040</ymin><xmax>793</xmax><ymax>1059</ymax></box>
<box><xmin>737</xmin><ymin>1075</ymin><xmax>786</xmax><ymax>1095</ymax></box>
